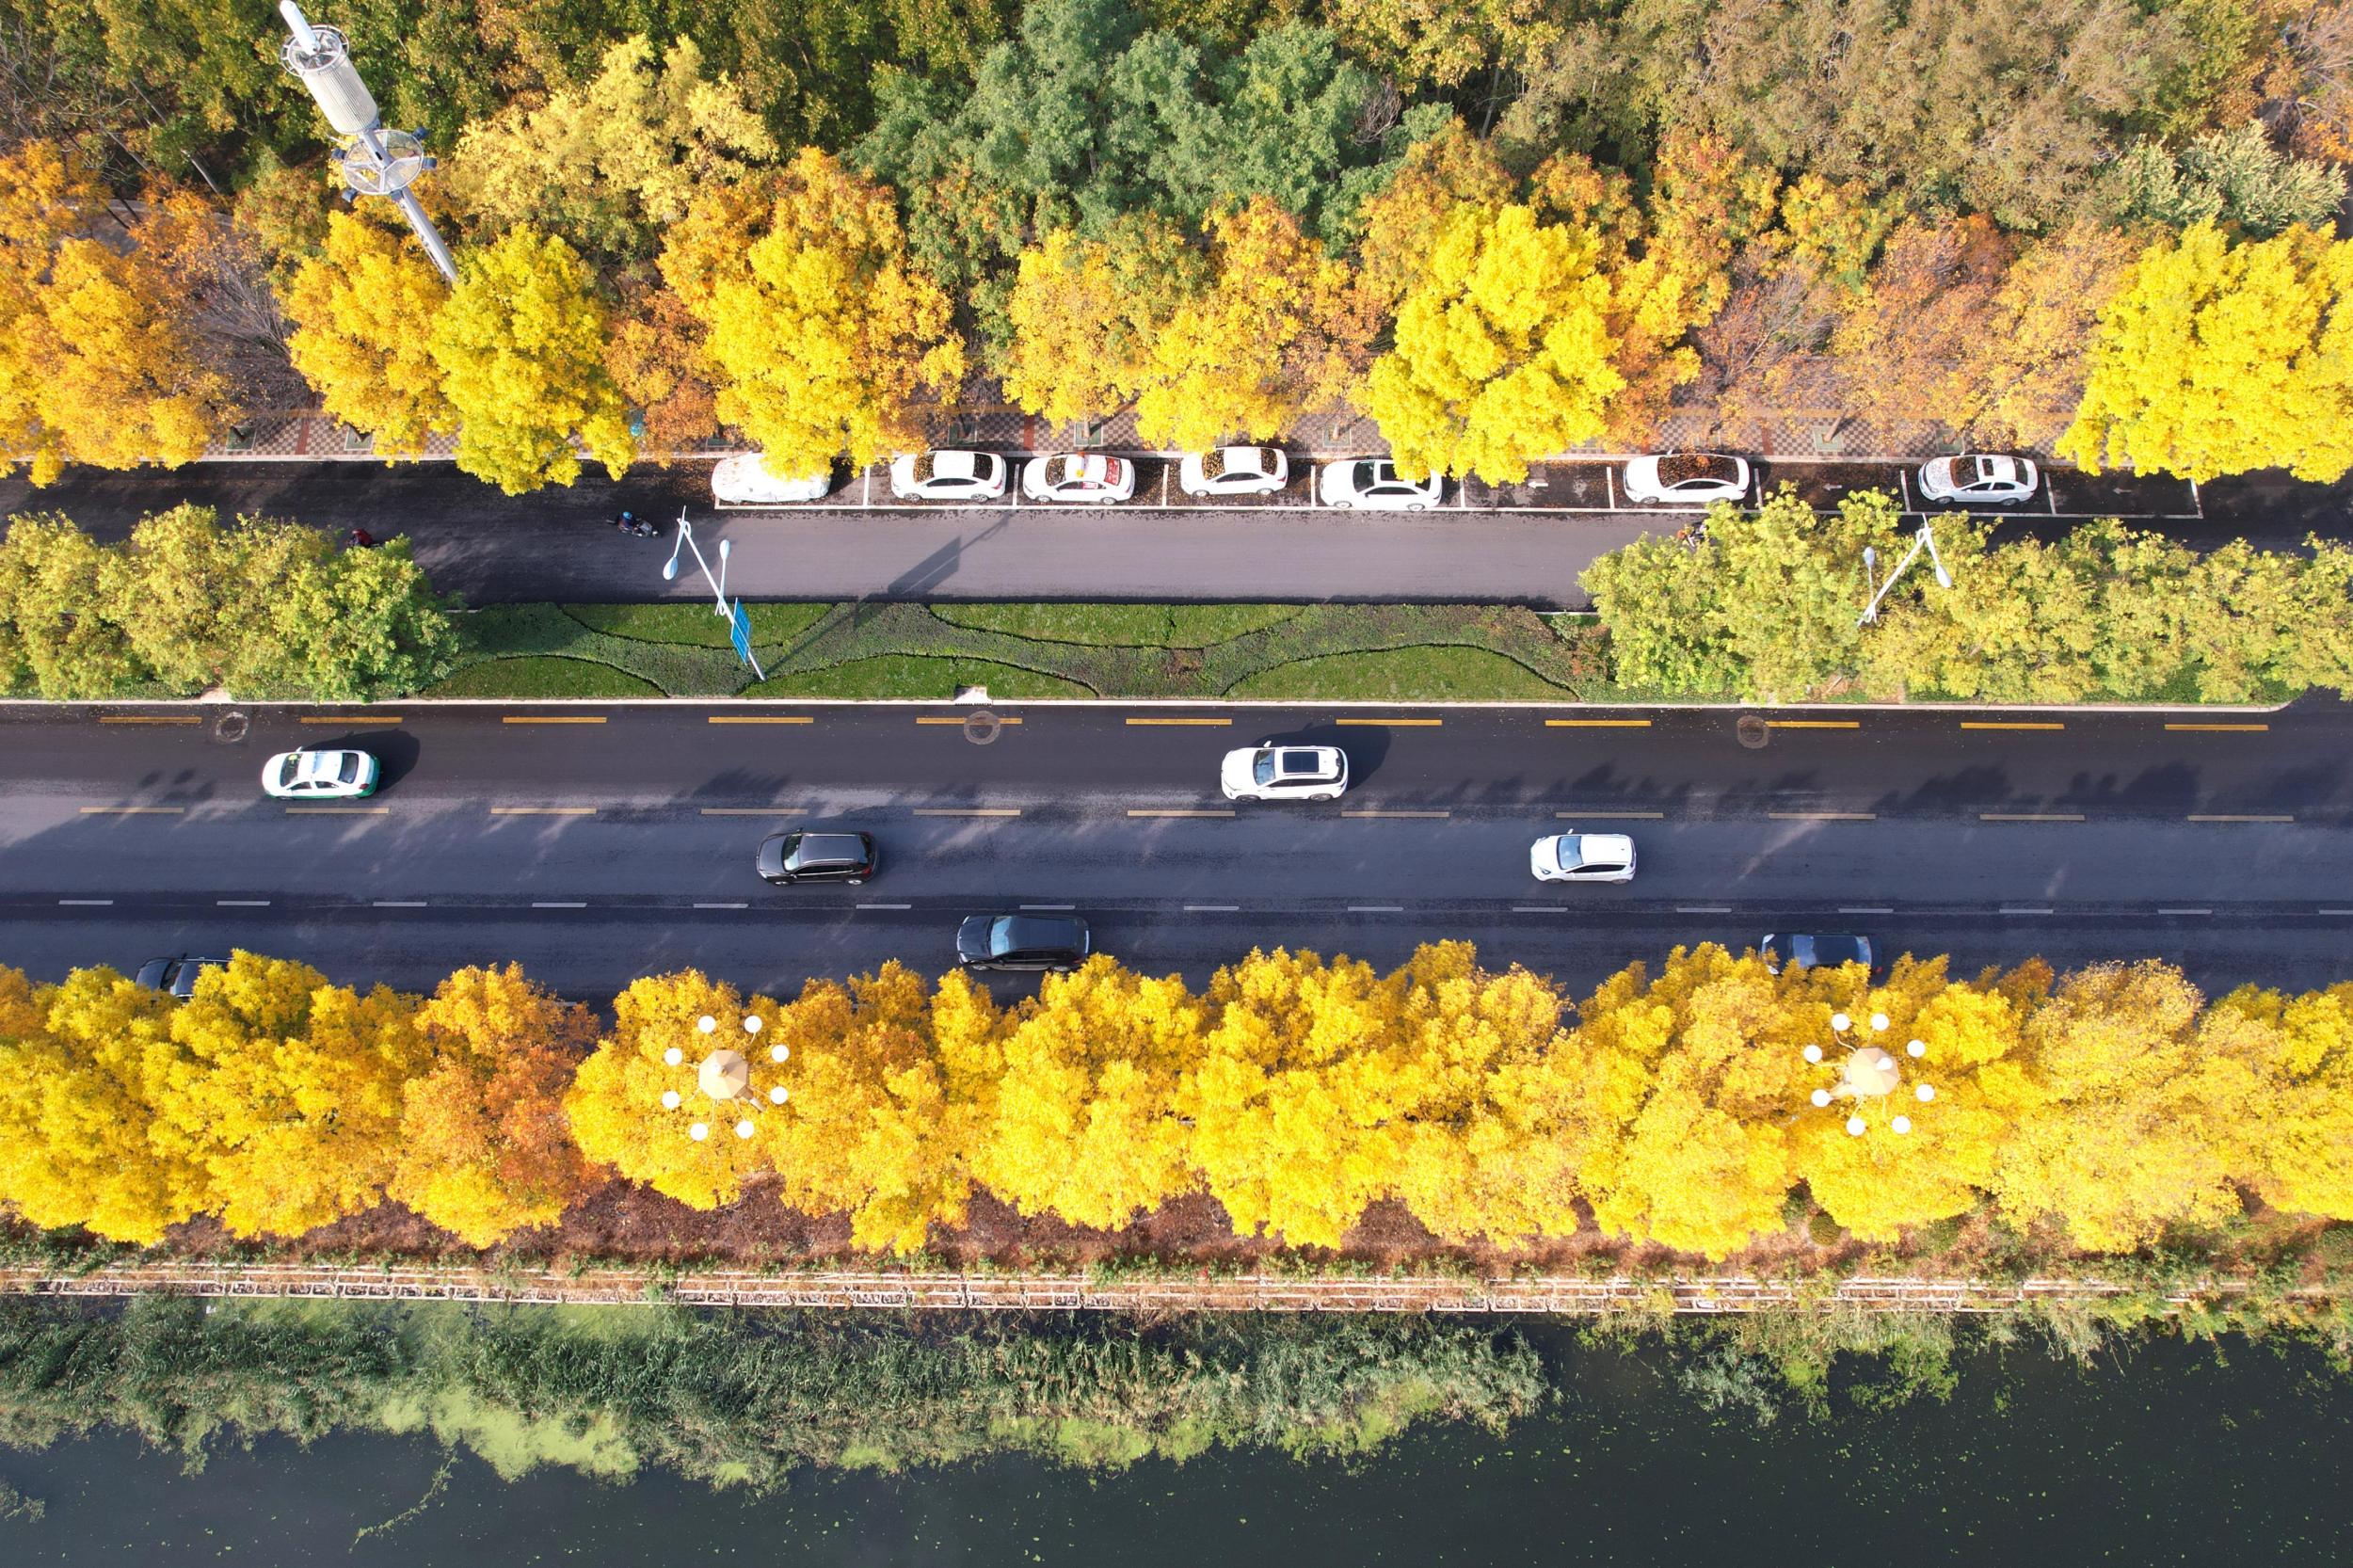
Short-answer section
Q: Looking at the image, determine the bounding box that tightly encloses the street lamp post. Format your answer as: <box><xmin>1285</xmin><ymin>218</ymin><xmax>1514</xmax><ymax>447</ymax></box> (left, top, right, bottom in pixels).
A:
<box><xmin>658</xmin><ymin>1012</ymin><xmax>792</xmax><ymax>1143</ymax></box>
<box><xmin>1800</xmin><ymin>1009</ymin><xmax>1937</xmax><ymax>1136</ymax></box>
<box><xmin>664</xmin><ymin>510</ymin><xmax>764</xmax><ymax>680</ymax></box>
<box><xmin>1858</xmin><ymin>521</ymin><xmax>1955</xmax><ymax>626</ymax></box>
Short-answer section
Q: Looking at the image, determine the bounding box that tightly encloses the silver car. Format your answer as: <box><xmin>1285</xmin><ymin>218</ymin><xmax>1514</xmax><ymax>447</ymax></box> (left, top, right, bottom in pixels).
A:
<box><xmin>1529</xmin><ymin>832</ymin><xmax>1637</xmax><ymax>883</ymax></box>
<box><xmin>889</xmin><ymin>450</ymin><xmax>1009</xmax><ymax>502</ymax></box>
<box><xmin>1918</xmin><ymin>454</ymin><xmax>2038</xmax><ymax>505</ymax></box>
<box><xmin>1318</xmin><ymin>456</ymin><xmax>1445</xmax><ymax>511</ymax></box>
<box><xmin>262</xmin><ymin>748</ymin><xmax>378</xmax><ymax>800</ymax></box>
<box><xmin>1622</xmin><ymin>453</ymin><xmax>1751</xmax><ymax>504</ymax></box>
<box><xmin>1180</xmin><ymin>446</ymin><xmax>1289</xmax><ymax>497</ymax></box>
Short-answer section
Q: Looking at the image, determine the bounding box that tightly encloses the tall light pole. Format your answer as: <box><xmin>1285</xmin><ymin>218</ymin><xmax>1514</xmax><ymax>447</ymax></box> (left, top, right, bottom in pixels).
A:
<box><xmin>1858</xmin><ymin>521</ymin><xmax>1954</xmax><ymax>626</ymax></box>
<box><xmin>276</xmin><ymin>2</ymin><xmax>458</xmax><ymax>284</ymax></box>
<box><xmin>664</xmin><ymin>510</ymin><xmax>765</xmax><ymax>680</ymax></box>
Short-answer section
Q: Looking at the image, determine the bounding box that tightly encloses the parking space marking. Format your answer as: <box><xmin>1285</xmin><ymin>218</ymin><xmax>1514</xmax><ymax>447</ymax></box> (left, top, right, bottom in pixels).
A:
<box><xmin>300</xmin><ymin>714</ymin><xmax>403</xmax><ymax>725</ymax></box>
<box><xmin>1897</xmin><ymin>470</ymin><xmax>1912</xmax><ymax>510</ymax></box>
<box><xmin>709</xmin><ymin>715</ymin><xmax>812</xmax><ymax>725</ymax></box>
<box><xmin>2167</xmin><ymin>722</ymin><xmax>2268</xmax><ymax>732</ymax></box>
<box><xmin>1766</xmin><ymin>720</ymin><xmax>1860</xmax><ymax>730</ymax></box>
<box><xmin>915</xmin><ymin>807</ymin><xmax>1022</xmax><ymax>817</ymax></box>
<box><xmin>285</xmin><ymin>806</ymin><xmax>390</xmax><ymax>815</ymax></box>
<box><xmin>2187</xmin><ymin>813</ymin><xmax>2294</xmax><ymax>824</ymax></box>
<box><xmin>1604</xmin><ymin>467</ymin><xmax>1615</xmax><ymax>509</ymax></box>
<box><xmin>1126</xmin><ymin>716</ymin><xmax>1232</xmax><ymax>726</ymax></box>
<box><xmin>1336</xmin><ymin>716</ymin><xmax>1442</xmax><ymax>727</ymax></box>
<box><xmin>503</xmin><ymin>715</ymin><xmax>606</xmax><ymax>725</ymax></box>
<box><xmin>1769</xmin><ymin>810</ymin><xmax>1876</xmax><ymax>821</ymax></box>
<box><xmin>1127</xmin><ymin>808</ymin><xmax>1234</xmax><ymax>819</ymax></box>
<box><xmin>1555</xmin><ymin>809</ymin><xmax>1665</xmax><ymax>819</ymax></box>
<box><xmin>699</xmin><ymin>807</ymin><xmax>807</xmax><ymax>816</ymax></box>
<box><xmin>491</xmin><ymin>806</ymin><xmax>597</xmax><ymax>816</ymax></box>
<box><xmin>1980</xmin><ymin>812</ymin><xmax>2086</xmax><ymax>823</ymax></box>
<box><xmin>1961</xmin><ymin>721</ymin><xmax>2064</xmax><ymax>730</ymax></box>
<box><xmin>78</xmin><ymin>805</ymin><xmax>184</xmax><ymax>815</ymax></box>
<box><xmin>98</xmin><ymin>715</ymin><xmax>200</xmax><ymax>725</ymax></box>
<box><xmin>1546</xmin><ymin>717</ymin><xmax>1651</xmax><ymax>728</ymax></box>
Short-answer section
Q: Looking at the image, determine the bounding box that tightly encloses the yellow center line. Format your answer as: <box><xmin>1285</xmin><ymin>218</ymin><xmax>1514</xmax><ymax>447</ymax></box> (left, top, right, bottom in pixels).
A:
<box><xmin>698</xmin><ymin>807</ymin><xmax>808</xmax><ymax>816</ymax></box>
<box><xmin>301</xmin><ymin>715</ymin><xmax>403</xmax><ymax>725</ymax></box>
<box><xmin>503</xmin><ymin>715</ymin><xmax>606</xmax><ymax>725</ymax></box>
<box><xmin>490</xmin><ymin>806</ymin><xmax>598</xmax><ymax>816</ymax></box>
<box><xmin>2167</xmin><ymin>722</ymin><xmax>2269</xmax><ymax>732</ymax></box>
<box><xmin>1545</xmin><ymin>718</ymin><xmax>1651</xmax><ymax>728</ymax></box>
<box><xmin>2187</xmin><ymin>813</ymin><xmax>2293</xmax><ymax>824</ymax></box>
<box><xmin>1765</xmin><ymin>720</ymin><xmax>1861</xmax><ymax>729</ymax></box>
<box><xmin>78</xmin><ymin>805</ymin><xmax>184</xmax><ymax>814</ymax></box>
<box><xmin>915</xmin><ymin>715</ymin><xmax>1023</xmax><ymax>726</ymax></box>
<box><xmin>1341</xmin><ymin>808</ymin><xmax>1450</xmax><ymax>819</ymax></box>
<box><xmin>1979</xmin><ymin>812</ymin><xmax>2086</xmax><ymax>822</ymax></box>
<box><xmin>1127</xmin><ymin>808</ymin><xmax>1235</xmax><ymax>819</ymax></box>
<box><xmin>98</xmin><ymin>715</ymin><xmax>199</xmax><ymax>726</ymax></box>
<box><xmin>1336</xmin><ymin>717</ymin><xmax>1442</xmax><ymax>727</ymax></box>
<box><xmin>914</xmin><ymin>807</ymin><xmax>1022</xmax><ymax>817</ymax></box>
<box><xmin>1768</xmin><ymin>810</ymin><xmax>1877</xmax><ymax>821</ymax></box>
<box><xmin>708</xmin><ymin>715</ymin><xmax>812</xmax><ymax>725</ymax></box>
<box><xmin>1125</xmin><ymin>716</ymin><xmax>1233</xmax><ymax>726</ymax></box>
<box><xmin>285</xmin><ymin>806</ymin><xmax>390</xmax><ymax>815</ymax></box>
<box><xmin>1961</xmin><ymin>721</ymin><xmax>2065</xmax><ymax>730</ymax></box>
<box><xmin>1555</xmin><ymin>809</ymin><xmax>1666</xmax><ymax>819</ymax></box>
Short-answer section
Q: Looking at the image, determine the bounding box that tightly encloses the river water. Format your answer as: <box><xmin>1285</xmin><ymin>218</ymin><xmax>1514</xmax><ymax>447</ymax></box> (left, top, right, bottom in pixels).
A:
<box><xmin>3</xmin><ymin>1330</ymin><xmax>2349</xmax><ymax>1566</ymax></box>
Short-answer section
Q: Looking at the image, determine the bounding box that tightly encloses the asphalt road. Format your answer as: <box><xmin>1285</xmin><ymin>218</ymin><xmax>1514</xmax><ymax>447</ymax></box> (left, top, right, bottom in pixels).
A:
<box><xmin>0</xmin><ymin>457</ymin><xmax>2340</xmax><ymax>608</ymax></box>
<box><xmin>3</xmin><ymin>697</ymin><xmax>2345</xmax><ymax>1000</ymax></box>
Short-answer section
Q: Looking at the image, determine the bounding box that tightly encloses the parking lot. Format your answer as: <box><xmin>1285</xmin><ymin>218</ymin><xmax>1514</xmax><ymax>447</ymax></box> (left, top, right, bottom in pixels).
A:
<box><xmin>728</xmin><ymin>452</ymin><xmax>2203</xmax><ymax>524</ymax></box>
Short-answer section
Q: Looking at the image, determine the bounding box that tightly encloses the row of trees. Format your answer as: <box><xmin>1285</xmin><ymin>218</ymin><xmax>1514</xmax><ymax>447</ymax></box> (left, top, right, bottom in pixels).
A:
<box><xmin>1582</xmin><ymin>488</ymin><xmax>2353</xmax><ymax>703</ymax></box>
<box><xmin>6</xmin><ymin>942</ymin><xmax>2349</xmax><ymax>1261</ymax></box>
<box><xmin>0</xmin><ymin>504</ymin><xmax>456</xmax><ymax>699</ymax></box>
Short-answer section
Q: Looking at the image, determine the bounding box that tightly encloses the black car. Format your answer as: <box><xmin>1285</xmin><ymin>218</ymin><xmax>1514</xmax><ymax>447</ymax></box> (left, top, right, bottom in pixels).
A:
<box><xmin>1760</xmin><ymin>933</ymin><xmax>1874</xmax><ymax>976</ymax></box>
<box><xmin>757</xmin><ymin>830</ymin><xmax>878</xmax><ymax>886</ymax></box>
<box><xmin>134</xmin><ymin>954</ymin><xmax>226</xmax><ymax>999</ymax></box>
<box><xmin>955</xmin><ymin>914</ymin><xmax>1091</xmax><ymax>973</ymax></box>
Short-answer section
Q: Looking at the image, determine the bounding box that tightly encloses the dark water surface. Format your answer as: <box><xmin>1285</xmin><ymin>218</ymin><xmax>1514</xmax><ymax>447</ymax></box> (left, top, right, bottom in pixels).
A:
<box><xmin>2</xmin><ymin>1332</ymin><xmax>2349</xmax><ymax>1566</ymax></box>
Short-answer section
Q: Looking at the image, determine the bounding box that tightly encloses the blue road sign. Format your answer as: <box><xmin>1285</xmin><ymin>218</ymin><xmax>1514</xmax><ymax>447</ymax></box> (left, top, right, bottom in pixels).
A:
<box><xmin>728</xmin><ymin>600</ymin><xmax>754</xmax><ymax>665</ymax></box>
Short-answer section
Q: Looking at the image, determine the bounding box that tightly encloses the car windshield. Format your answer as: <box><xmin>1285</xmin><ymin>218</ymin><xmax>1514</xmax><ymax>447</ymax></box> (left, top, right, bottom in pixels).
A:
<box><xmin>1253</xmin><ymin>751</ymin><xmax>1277</xmax><ymax>785</ymax></box>
<box><xmin>277</xmin><ymin>757</ymin><xmax>302</xmax><ymax>787</ymax></box>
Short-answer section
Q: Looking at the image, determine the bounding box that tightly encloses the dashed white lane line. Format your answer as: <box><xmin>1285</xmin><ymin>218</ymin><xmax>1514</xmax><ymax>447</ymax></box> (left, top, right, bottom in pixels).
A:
<box><xmin>2158</xmin><ymin>907</ymin><xmax>2214</xmax><ymax>916</ymax></box>
<box><xmin>57</xmin><ymin>898</ymin><xmax>112</xmax><ymax>906</ymax></box>
<box><xmin>856</xmin><ymin>902</ymin><xmax>912</xmax><ymax>910</ymax></box>
<box><xmin>694</xmin><ymin>901</ymin><xmax>749</xmax><ymax>910</ymax></box>
<box><xmin>216</xmin><ymin>899</ymin><xmax>270</xmax><ymax>907</ymax></box>
<box><xmin>1347</xmin><ymin>904</ymin><xmax>1405</xmax><ymax>913</ymax></box>
<box><xmin>1183</xmin><ymin>904</ymin><xmax>1240</xmax><ymax>912</ymax></box>
<box><xmin>915</xmin><ymin>808</ymin><xmax>1022</xmax><ymax>818</ymax></box>
<box><xmin>2320</xmin><ymin>908</ymin><xmax>2353</xmax><ymax>916</ymax></box>
<box><xmin>1838</xmin><ymin>905</ymin><xmax>1895</xmax><ymax>914</ymax></box>
<box><xmin>374</xmin><ymin>900</ymin><xmax>427</xmax><ymax>908</ymax></box>
<box><xmin>1020</xmin><ymin>904</ymin><xmax>1076</xmax><ymax>911</ymax></box>
<box><xmin>1676</xmin><ymin>904</ymin><xmax>1733</xmax><ymax>914</ymax></box>
<box><xmin>531</xmin><ymin>901</ymin><xmax>587</xmax><ymax>909</ymax></box>
<box><xmin>2000</xmin><ymin>905</ymin><xmax>2056</xmax><ymax>915</ymax></box>
<box><xmin>1512</xmin><ymin>905</ymin><xmax>1566</xmax><ymax>913</ymax></box>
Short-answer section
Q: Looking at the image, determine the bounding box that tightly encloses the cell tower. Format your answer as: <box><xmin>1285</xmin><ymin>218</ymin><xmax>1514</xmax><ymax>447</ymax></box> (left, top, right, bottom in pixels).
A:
<box><xmin>276</xmin><ymin>1</ymin><xmax>458</xmax><ymax>283</ymax></box>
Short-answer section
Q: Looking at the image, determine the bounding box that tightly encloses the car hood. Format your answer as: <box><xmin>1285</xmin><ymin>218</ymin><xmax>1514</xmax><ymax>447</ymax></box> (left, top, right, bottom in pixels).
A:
<box><xmin>1530</xmin><ymin>836</ymin><xmax>1566</xmax><ymax>874</ymax></box>
<box><xmin>956</xmin><ymin>915</ymin><xmax>997</xmax><ymax>961</ymax></box>
<box><xmin>1622</xmin><ymin>456</ymin><xmax>1664</xmax><ymax>488</ymax></box>
<box><xmin>756</xmin><ymin>834</ymin><xmax>791</xmax><ymax>878</ymax></box>
<box><xmin>1220</xmin><ymin>749</ymin><xmax>1260</xmax><ymax>792</ymax></box>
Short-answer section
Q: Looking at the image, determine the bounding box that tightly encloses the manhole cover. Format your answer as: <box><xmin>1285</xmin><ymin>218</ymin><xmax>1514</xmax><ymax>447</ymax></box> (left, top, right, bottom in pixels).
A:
<box><xmin>1736</xmin><ymin>714</ymin><xmax>1769</xmax><ymax>749</ymax></box>
<box><xmin>214</xmin><ymin>712</ymin><xmax>249</xmax><ymax>744</ymax></box>
<box><xmin>963</xmin><ymin>711</ymin><xmax>1004</xmax><ymax>744</ymax></box>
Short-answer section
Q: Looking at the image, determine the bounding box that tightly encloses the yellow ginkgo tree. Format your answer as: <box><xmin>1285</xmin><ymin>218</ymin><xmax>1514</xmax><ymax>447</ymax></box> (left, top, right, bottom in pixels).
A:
<box><xmin>283</xmin><ymin>212</ymin><xmax>457</xmax><ymax>459</ymax></box>
<box><xmin>1000</xmin><ymin>220</ymin><xmax>1201</xmax><ymax>432</ymax></box>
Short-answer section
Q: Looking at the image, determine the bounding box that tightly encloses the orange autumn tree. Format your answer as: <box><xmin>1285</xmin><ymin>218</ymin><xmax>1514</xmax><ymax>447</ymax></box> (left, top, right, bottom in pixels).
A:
<box><xmin>390</xmin><ymin>965</ymin><xmax>604</xmax><ymax>1247</ymax></box>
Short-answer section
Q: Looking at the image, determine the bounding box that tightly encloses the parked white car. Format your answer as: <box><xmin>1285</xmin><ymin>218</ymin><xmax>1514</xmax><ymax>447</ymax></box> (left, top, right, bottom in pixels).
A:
<box><xmin>1529</xmin><ymin>832</ymin><xmax>1636</xmax><ymax>883</ymax></box>
<box><xmin>889</xmin><ymin>450</ymin><xmax>1009</xmax><ymax>502</ymax></box>
<box><xmin>1621</xmin><ymin>453</ymin><xmax>1751</xmax><ymax>504</ymax></box>
<box><xmin>1318</xmin><ymin>456</ymin><xmax>1445</xmax><ymax>511</ymax></box>
<box><xmin>712</xmin><ymin>453</ymin><xmax>834</xmax><ymax>505</ymax></box>
<box><xmin>1220</xmin><ymin>744</ymin><xmax>1350</xmax><ymax>801</ymax></box>
<box><xmin>1022</xmin><ymin>452</ymin><xmax>1137</xmax><ymax>504</ymax></box>
<box><xmin>1179</xmin><ymin>446</ymin><xmax>1289</xmax><ymax>497</ymax></box>
<box><xmin>262</xmin><ymin>748</ymin><xmax>378</xmax><ymax>800</ymax></box>
<box><xmin>1918</xmin><ymin>454</ymin><xmax>2039</xmax><ymax>505</ymax></box>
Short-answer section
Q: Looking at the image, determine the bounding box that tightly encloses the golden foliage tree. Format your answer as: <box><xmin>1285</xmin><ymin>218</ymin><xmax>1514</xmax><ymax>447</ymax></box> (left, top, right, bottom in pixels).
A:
<box><xmin>1828</xmin><ymin>216</ymin><xmax>2019</xmax><ymax>437</ymax></box>
<box><xmin>390</xmin><ymin>965</ymin><xmax>604</xmax><ymax>1248</ymax></box>
<box><xmin>761</xmin><ymin>963</ymin><xmax>984</xmax><ymax>1252</ymax></box>
<box><xmin>603</xmin><ymin>282</ymin><xmax>718</xmax><ymax>456</ymax></box>
<box><xmin>965</xmin><ymin>956</ymin><xmax>1202</xmax><ymax>1230</ymax></box>
<box><xmin>2212</xmin><ymin>980</ymin><xmax>2353</xmax><ymax>1221</ymax></box>
<box><xmin>1179</xmin><ymin>948</ymin><xmax>1410</xmax><ymax>1248</ymax></box>
<box><xmin>1134</xmin><ymin>199</ymin><xmax>1379</xmax><ymax>452</ymax></box>
<box><xmin>284</xmin><ymin>212</ymin><xmax>457</xmax><ymax>459</ymax></box>
<box><xmin>1000</xmin><ymin>220</ymin><xmax>1201</xmax><ymax>430</ymax></box>
<box><xmin>565</xmin><ymin>970</ymin><xmax>780</xmax><ymax>1210</ymax></box>
<box><xmin>1950</xmin><ymin>221</ymin><xmax>2139</xmax><ymax>451</ymax></box>
<box><xmin>668</xmin><ymin>149</ymin><xmax>966</xmax><ymax>480</ymax></box>
<box><xmin>151</xmin><ymin>952</ymin><xmax>429</xmax><ymax>1240</ymax></box>
<box><xmin>428</xmin><ymin>224</ymin><xmax>635</xmax><ymax>495</ymax></box>
<box><xmin>0</xmin><ymin>965</ymin><xmax>207</xmax><ymax>1243</ymax></box>
<box><xmin>2059</xmin><ymin>222</ymin><xmax>2353</xmax><ymax>482</ymax></box>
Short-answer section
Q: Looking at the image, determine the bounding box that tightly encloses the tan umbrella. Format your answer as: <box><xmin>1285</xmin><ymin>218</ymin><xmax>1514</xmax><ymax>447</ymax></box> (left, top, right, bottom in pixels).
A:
<box><xmin>697</xmin><ymin>1048</ymin><xmax>750</xmax><ymax>1102</ymax></box>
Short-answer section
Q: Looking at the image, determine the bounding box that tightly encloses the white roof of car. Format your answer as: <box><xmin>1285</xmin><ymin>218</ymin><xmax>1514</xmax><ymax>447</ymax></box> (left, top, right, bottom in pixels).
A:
<box><xmin>283</xmin><ymin>750</ymin><xmax>353</xmax><ymax>780</ymax></box>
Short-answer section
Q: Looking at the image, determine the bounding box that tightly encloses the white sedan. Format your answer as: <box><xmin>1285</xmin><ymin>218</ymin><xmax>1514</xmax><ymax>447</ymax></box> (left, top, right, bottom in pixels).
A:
<box><xmin>1529</xmin><ymin>832</ymin><xmax>1636</xmax><ymax>884</ymax></box>
<box><xmin>1220</xmin><ymin>744</ymin><xmax>1349</xmax><ymax>801</ymax></box>
<box><xmin>1621</xmin><ymin>453</ymin><xmax>1751</xmax><ymax>504</ymax></box>
<box><xmin>1918</xmin><ymin>454</ymin><xmax>2039</xmax><ymax>505</ymax></box>
<box><xmin>1180</xmin><ymin>446</ymin><xmax>1289</xmax><ymax>497</ymax></box>
<box><xmin>712</xmin><ymin>453</ymin><xmax>833</xmax><ymax>505</ymax></box>
<box><xmin>1021</xmin><ymin>452</ymin><xmax>1137</xmax><ymax>504</ymax></box>
<box><xmin>262</xmin><ymin>748</ymin><xmax>378</xmax><ymax>800</ymax></box>
<box><xmin>1318</xmin><ymin>456</ymin><xmax>1445</xmax><ymax>511</ymax></box>
<box><xmin>889</xmin><ymin>450</ymin><xmax>1009</xmax><ymax>502</ymax></box>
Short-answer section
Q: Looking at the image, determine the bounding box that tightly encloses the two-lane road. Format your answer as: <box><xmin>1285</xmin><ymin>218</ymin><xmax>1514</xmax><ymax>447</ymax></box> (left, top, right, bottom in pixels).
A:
<box><xmin>2</xmin><ymin>698</ymin><xmax>2345</xmax><ymax>998</ymax></box>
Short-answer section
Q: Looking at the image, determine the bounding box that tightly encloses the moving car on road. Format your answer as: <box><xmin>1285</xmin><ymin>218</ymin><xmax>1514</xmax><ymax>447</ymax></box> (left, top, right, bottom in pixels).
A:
<box><xmin>135</xmin><ymin>953</ymin><xmax>226</xmax><ymax>999</ymax></box>
<box><xmin>1318</xmin><ymin>456</ymin><xmax>1445</xmax><ymax>511</ymax></box>
<box><xmin>261</xmin><ymin>747</ymin><xmax>378</xmax><ymax>800</ymax></box>
<box><xmin>1621</xmin><ymin>453</ymin><xmax>1751</xmax><ymax>504</ymax></box>
<box><xmin>712</xmin><ymin>453</ymin><xmax>834</xmax><ymax>505</ymax></box>
<box><xmin>1222</xmin><ymin>744</ymin><xmax>1349</xmax><ymax>801</ymax></box>
<box><xmin>1179</xmin><ymin>446</ymin><xmax>1289</xmax><ymax>497</ymax></box>
<box><xmin>889</xmin><ymin>450</ymin><xmax>1009</xmax><ymax>502</ymax></box>
<box><xmin>1529</xmin><ymin>832</ymin><xmax>1637</xmax><ymax>883</ymax></box>
<box><xmin>1760</xmin><ymin>933</ymin><xmax>1875</xmax><ymax>975</ymax></box>
<box><xmin>756</xmin><ymin>830</ymin><xmax>878</xmax><ymax>886</ymax></box>
<box><xmin>1021</xmin><ymin>453</ymin><xmax>1137</xmax><ymax>504</ymax></box>
<box><xmin>1917</xmin><ymin>454</ymin><xmax>2038</xmax><ymax>505</ymax></box>
<box><xmin>956</xmin><ymin>913</ymin><xmax>1091</xmax><ymax>973</ymax></box>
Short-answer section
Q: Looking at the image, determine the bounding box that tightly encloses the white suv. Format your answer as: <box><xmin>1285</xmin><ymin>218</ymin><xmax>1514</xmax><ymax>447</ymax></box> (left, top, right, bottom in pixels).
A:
<box><xmin>1221</xmin><ymin>744</ymin><xmax>1349</xmax><ymax>801</ymax></box>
